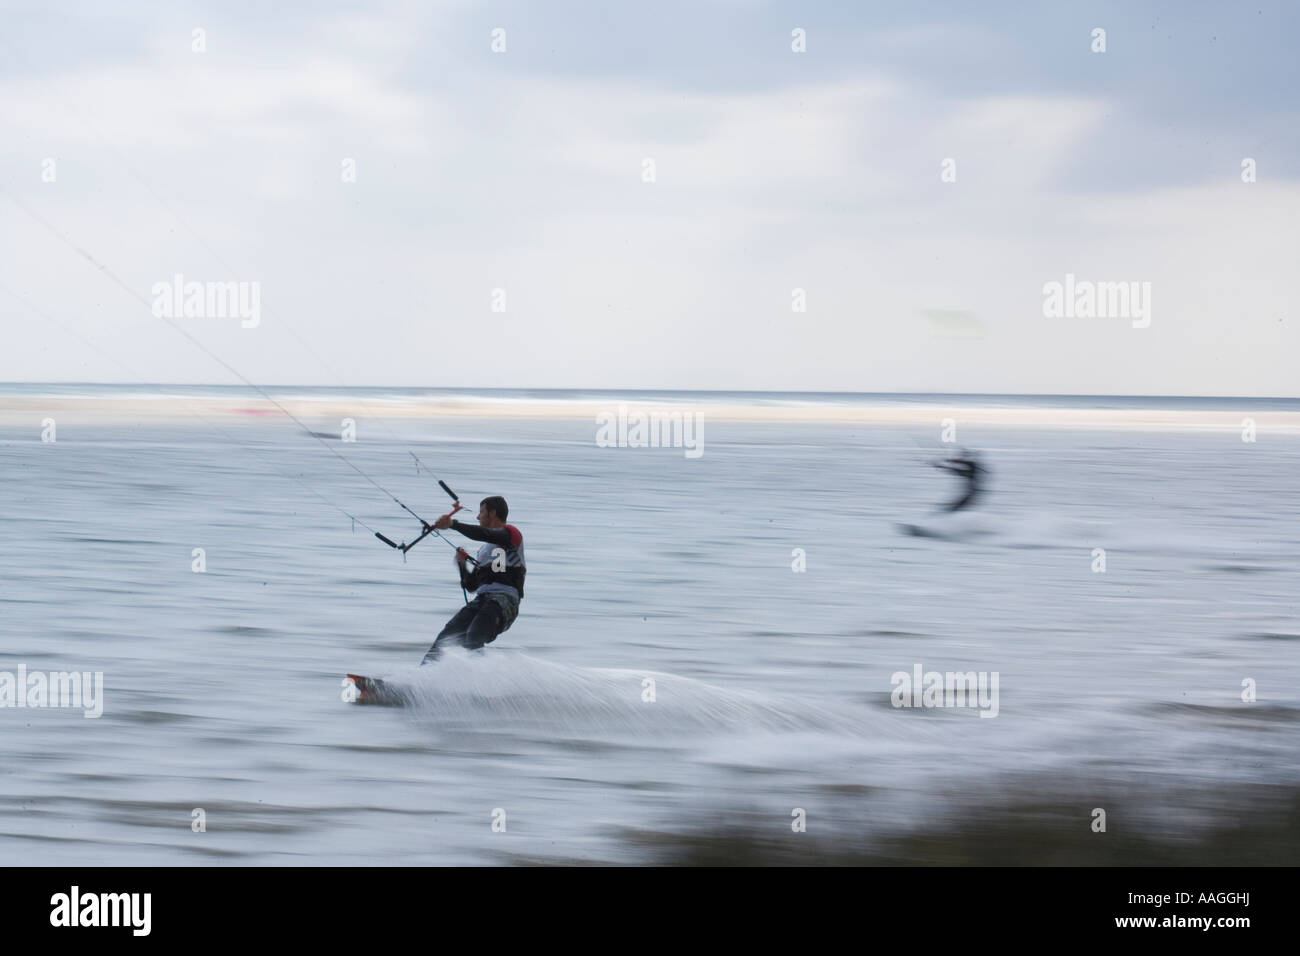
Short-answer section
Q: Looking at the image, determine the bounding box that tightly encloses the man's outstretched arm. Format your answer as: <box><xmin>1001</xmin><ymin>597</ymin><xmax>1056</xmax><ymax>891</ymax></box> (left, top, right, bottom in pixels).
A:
<box><xmin>449</xmin><ymin>520</ymin><xmax>516</xmax><ymax>548</ymax></box>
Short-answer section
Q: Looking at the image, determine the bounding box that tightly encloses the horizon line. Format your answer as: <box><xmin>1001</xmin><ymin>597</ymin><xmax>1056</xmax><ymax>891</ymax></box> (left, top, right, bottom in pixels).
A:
<box><xmin>3</xmin><ymin>382</ymin><xmax>1300</xmax><ymax>402</ymax></box>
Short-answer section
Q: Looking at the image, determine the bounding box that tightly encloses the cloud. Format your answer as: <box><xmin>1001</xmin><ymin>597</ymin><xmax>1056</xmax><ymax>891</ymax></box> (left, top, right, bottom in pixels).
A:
<box><xmin>0</xmin><ymin>4</ymin><xmax>1296</xmax><ymax>394</ymax></box>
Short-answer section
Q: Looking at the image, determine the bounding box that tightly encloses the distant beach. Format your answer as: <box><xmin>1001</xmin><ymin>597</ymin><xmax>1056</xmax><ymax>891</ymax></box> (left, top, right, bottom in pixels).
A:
<box><xmin>3</xmin><ymin>384</ymin><xmax>1300</xmax><ymax>431</ymax></box>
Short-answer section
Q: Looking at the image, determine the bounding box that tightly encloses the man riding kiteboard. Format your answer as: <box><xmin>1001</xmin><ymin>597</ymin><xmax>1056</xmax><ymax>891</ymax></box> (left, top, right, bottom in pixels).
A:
<box><xmin>421</xmin><ymin>495</ymin><xmax>526</xmax><ymax>663</ymax></box>
<box><xmin>343</xmin><ymin>493</ymin><xmax>526</xmax><ymax>704</ymax></box>
<box><xmin>932</xmin><ymin>449</ymin><xmax>987</xmax><ymax>513</ymax></box>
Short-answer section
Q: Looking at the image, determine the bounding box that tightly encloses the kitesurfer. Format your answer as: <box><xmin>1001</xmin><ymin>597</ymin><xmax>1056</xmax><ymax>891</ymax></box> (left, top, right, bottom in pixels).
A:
<box><xmin>932</xmin><ymin>449</ymin><xmax>987</xmax><ymax>513</ymax></box>
<box><xmin>421</xmin><ymin>496</ymin><xmax>526</xmax><ymax>663</ymax></box>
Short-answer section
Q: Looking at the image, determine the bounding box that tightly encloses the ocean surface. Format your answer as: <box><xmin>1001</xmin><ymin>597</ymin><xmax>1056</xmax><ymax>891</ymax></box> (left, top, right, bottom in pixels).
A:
<box><xmin>2</xmin><ymin>395</ymin><xmax>1298</xmax><ymax>864</ymax></box>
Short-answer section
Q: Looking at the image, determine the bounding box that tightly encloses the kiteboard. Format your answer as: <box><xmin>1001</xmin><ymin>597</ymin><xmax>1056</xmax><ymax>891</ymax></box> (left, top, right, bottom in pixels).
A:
<box><xmin>896</xmin><ymin>512</ymin><xmax>995</xmax><ymax>541</ymax></box>
<box><xmin>898</xmin><ymin>521</ymin><xmax>942</xmax><ymax>538</ymax></box>
<box><xmin>342</xmin><ymin>673</ymin><xmax>411</xmax><ymax>707</ymax></box>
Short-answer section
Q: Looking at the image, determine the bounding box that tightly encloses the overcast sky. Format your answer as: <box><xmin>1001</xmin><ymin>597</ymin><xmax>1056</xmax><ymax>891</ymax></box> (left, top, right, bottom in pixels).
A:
<box><xmin>1</xmin><ymin>0</ymin><xmax>1297</xmax><ymax>395</ymax></box>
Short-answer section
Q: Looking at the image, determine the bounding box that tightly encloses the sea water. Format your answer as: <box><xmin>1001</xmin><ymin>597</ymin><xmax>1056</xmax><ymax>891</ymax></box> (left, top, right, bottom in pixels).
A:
<box><xmin>1</xmin><ymin>401</ymin><xmax>1297</xmax><ymax>864</ymax></box>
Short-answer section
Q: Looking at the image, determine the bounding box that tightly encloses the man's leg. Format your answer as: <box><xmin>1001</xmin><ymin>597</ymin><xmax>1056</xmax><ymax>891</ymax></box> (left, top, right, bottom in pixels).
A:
<box><xmin>422</xmin><ymin>599</ymin><xmax>484</xmax><ymax>664</ymax></box>
<box><xmin>462</xmin><ymin>598</ymin><xmax>505</xmax><ymax>650</ymax></box>
<box><xmin>944</xmin><ymin>490</ymin><xmax>973</xmax><ymax>513</ymax></box>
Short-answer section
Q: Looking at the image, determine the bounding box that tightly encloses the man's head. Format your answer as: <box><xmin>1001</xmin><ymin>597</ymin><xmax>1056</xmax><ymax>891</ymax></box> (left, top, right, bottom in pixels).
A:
<box><xmin>478</xmin><ymin>496</ymin><xmax>509</xmax><ymax>527</ymax></box>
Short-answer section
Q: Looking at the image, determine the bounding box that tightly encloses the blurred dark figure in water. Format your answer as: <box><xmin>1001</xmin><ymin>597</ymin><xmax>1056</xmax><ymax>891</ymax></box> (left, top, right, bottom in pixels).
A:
<box><xmin>932</xmin><ymin>448</ymin><xmax>988</xmax><ymax>512</ymax></box>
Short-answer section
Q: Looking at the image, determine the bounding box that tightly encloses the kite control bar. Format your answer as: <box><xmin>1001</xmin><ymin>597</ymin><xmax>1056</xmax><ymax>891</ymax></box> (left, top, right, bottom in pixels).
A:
<box><xmin>374</xmin><ymin>477</ymin><xmax>475</xmax><ymax>564</ymax></box>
